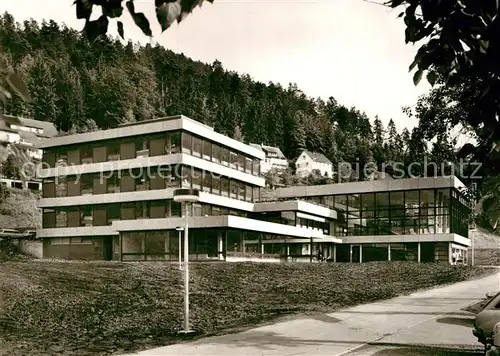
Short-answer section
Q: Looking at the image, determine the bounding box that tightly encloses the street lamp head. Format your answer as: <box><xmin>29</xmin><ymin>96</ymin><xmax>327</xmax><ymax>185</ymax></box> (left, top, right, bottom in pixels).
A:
<box><xmin>173</xmin><ymin>188</ymin><xmax>200</xmax><ymax>203</ymax></box>
<box><xmin>176</xmin><ymin>226</ymin><xmax>184</xmax><ymax>231</ymax></box>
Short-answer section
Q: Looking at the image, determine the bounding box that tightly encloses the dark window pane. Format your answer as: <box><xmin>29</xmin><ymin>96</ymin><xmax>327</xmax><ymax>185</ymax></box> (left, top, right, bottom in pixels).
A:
<box><xmin>81</xmin><ymin>146</ymin><xmax>93</xmax><ymax>164</ymax></box>
<box><xmin>245</xmin><ymin>157</ymin><xmax>252</xmax><ymax>174</ymax></box>
<box><xmin>192</xmin><ymin>136</ymin><xmax>202</xmax><ymax>158</ymax></box>
<box><xmin>237</xmin><ymin>154</ymin><xmax>245</xmax><ymax>172</ymax></box>
<box><xmin>239</xmin><ymin>182</ymin><xmax>245</xmax><ymax>200</ymax></box>
<box><xmin>107</xmin><ymin>204</ymin><xmax>120</xmax><ymax>225</ymax></box>
<box><xmin>150</xmin><ymin>137</ymin><xmax>166</xmax><ymax>156</ymax></box>
<box><xmin>202</xmin><ymin>204</ymin><xmax>212</xmax><ymax>216</ymax></box>
<box><xmin>221</xmin><ymin>177</ymin><xmax>230</xmax><ymax>197</ymax></box>
<box><xmin>93</xmin><ymin>146</ymin><xmax>107</xmax><ymax>163</ymax></box>
<box><xmin>245</xmin><ymin>184</ymin><xmax>252</xmax><ymax>201</ymax></box>
<box><xmin>252</xmin><ymin>159</ymin><xmax>260</xmax><ymax>176</ymax></box>
<box><xmin>108</xmin><ymin>142</ymin><xmax>120</xmax><ymax>161</ymax></box>
<box><xmin>67</xmin><ymin>149</ymin><xmax>81</xmax><ymax>165</ymax></box>
<box><xmin>43</xmin><ymin>179</ymin><xmax>56</xmax><ymax>198</ymax></box>
<box><xmin>361</xmin><ymin>193</ymin><xmax>375</xmax><ymax>210</ymax></box>
<box><xmin>212</xmin><ymin>144</ymin><xmax>221</xmax><ymax>163</ymax></box>
<box><xmin>182</xmin><ymin>132</ymin><xmax>192</xmax><ymax>154</ymax></box>
<box><xmin>230</xmin><ymin>180</ymin><xmax>238</xmax><ymax>199</ymax></box>
<box><xmin>376</xmin><ymin>192</ymin><xmax>389</xmax><ymax>210</ymax></box>
<box><xmin>192</xmin><ymin>168</ymin><xmax>202</xmax><ymax>190</ymax></box>
<box><xmin>203</xmin><ymin>140</ymin><xmax>211</xmax><ymax>160</ymax></box>
<box><xmin>42</xmin><ymin>152</ymin><xmax>55</xmax><ymax>168</ymax></box>
<box><xmin>390</xmin><ymin>191</ymin><xmax>404</xmax><ymax>208</ymax></box>
<box><xmin>120</xmin><ymin>142</ymin><xmax>136</xmax><ymax>160</ymax></box>
<box><xmin>212</xmin><ymin>175</ymin><xmax>221</xmax><ymax>195</ymax></box>
<box><xmin>202</xmin><ymin>172</ymin><xmax>212</xmax><ymax>193</ymax></box>
<box><xmin>93</xmin><ymin>206</ymin><xmax>107</xmax><ymax>226</ymax></box>
<box><xmin>335</xmin><ymin>195</ymin><xmax>348</xmax><ymax>211</ymax></box>
<box><xmin>221</xmin><ymin>147</ymin><xmax>229</xmax><ymax>166</ymax></box>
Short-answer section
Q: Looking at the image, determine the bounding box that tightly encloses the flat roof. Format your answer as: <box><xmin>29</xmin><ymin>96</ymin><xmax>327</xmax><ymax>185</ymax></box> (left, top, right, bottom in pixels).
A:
<box><xmin>274</xmin><ymin>176</ymin><xmax>467</xmax><ymax>198</ymax></box>
<box><xmin>253</xmin><ymin>200</ymin><xmax>337</xmax><ymax>219</ymax></box>
<box><xmin>38</xmin><ymin>115</ymin><xmax>265</xmax><ymax>160</ymax></box>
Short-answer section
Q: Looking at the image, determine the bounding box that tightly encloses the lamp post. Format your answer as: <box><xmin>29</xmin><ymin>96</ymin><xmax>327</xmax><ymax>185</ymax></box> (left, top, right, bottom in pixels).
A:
<box><xmin>175</xmin><ymin>226</ymin><xmax>184</xmax><ymax>270</ymax></box>
<box><xmin>173</xmin><ymin>188</ymin><xmax>200</xmax><ymax>334</ymax></box>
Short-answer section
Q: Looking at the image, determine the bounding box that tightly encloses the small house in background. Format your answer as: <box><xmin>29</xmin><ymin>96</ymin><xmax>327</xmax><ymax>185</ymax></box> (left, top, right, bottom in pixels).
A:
<box><xmin>295</xmin><ymin>150</ymin><xmax>333</xmax><ymax>178</ymax></box>
<box><xmin>249</xmin><ymin>143</ymin><xmax>288</xmax><ymax>174</ymax></box>
<box><xmin>0</xmin><ymin>115</ymin><xmax>57</xmax><ymax>160</ymax></box>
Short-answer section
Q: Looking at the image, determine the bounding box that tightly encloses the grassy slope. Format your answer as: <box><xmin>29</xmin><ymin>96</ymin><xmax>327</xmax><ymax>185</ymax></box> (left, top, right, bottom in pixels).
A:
<box><xmin>473</xmin><ymin>228</ymin><xmax>500</xmax><ymax>249</ymax></box>
<box><xmin>0</xmin><ymin>188</ymin><xmax>41</xmax><ymax>228</ymax></box>
<box><xmin>0</xmin><ymin>260</ymin><xmax>493</xmax><ymax>356</ymax></box>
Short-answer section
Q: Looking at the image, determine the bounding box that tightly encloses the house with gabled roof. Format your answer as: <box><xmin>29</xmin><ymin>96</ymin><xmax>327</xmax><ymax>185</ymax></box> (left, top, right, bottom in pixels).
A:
<box><xmin>295</xmin><ymin>150</ymin><xmax>333</xmax><ymax>178</ymax></box>
<box><xmin>249</xmin><ymin>143</ymin><xmax>289</xmax><ymax>174</ymax></box>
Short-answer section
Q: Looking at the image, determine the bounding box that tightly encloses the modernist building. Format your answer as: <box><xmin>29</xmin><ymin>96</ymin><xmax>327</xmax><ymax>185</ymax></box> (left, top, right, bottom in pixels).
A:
<box><xmin>35</xmin><ymin>115</ymin><xmax>472</xmax><ymax>265</ymax></box>
<box><xmin>274</xmin><ymin>176</ymin><xmax>472</xmax><ymax>264</ymax></box>
<box><xmin>249</xmin><ymin>143</ymin><xmax>289</xmax><ymax>174</ymax></box>
<box><xmin>36</xmin><ymin>115</ymin><xmax>340</xmax><ymax>261</ymax></box>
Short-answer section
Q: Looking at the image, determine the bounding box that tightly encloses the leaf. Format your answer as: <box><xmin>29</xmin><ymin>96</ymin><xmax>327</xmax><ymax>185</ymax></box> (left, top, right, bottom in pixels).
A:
<box><xmin>479</xmin><ymin>40</ymin><xmax>489</xmax><ymax>54</ymax></box>
<box><xmin>156</xmin><ymin>0</ymin><xmax>182</xmax><ymax>32</ymax></box>
<box><xmin>413</xmin><ymin>68</ymin><xmax>424</xmax><ymax>86</ymax></box>
<box><xmin>126</xmin><ymin>1</ymin><xmax>153</xmax><ymax>37</ymax></box>
<box><xmin>117</xmin><ymin>21</ymin><xmax>124</xmax><ymax>39</ymax></box>
<box><xmin>74</xmin><ymin>0</ymin><xmax>93</xmax><ymax>20</ymax></box>
<box><xmin>456</xmin><ymin>143</ymin><xmax>476</xmax><ymax>158</ymax></box>
<box><xmin>5</xmin><ymin>72</ymin><xmax>31</xmax><ymax>102</ymax></box>
<box><xmin>409</xmin><ymin>57</ymin><xmax>418</xmax><ymax>71</ymax></box>
<box><xmin>83</xmin><ymin>15</ymin><xmax>110</xmax><ymax>41</ymax></box>
<box><xmin>388</xmin><ymin>0</ymin><xmax>405</xmax><ymax>8</ymax></box>
<box><xmin>103</xmin><ymin>2</ymin><xmax>124</xmax><ymax>18</ymax></box>
<box><xmin>426</xmin><ymin>71</ymin><xmax>438</xmax><ymax>86</ymax></box>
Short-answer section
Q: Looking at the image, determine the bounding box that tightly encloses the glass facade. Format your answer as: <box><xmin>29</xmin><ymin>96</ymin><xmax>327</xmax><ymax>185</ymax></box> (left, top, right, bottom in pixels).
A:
<box><xmin>302</xmin><ymin>188</ymin><xmax>470</xmax><ymax>238</ymax></box>
<box><xmin>42</xmin><ymin>130</ymin><xmax>262</xmax><ymax>178</ymax></box>
<box><xmin>119</xmin><ymin>228</ymin><xmax>334</xmax><ymax>262</ymax></box>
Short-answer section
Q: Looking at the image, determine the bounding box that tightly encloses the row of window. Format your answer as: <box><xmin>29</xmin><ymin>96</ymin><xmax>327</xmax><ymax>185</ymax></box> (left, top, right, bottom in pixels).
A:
<box><xmin>43</xmin><ymin>200</ymin><xmax>249</xmax><ymax>228</ymax></box>
<box><xmin>42</xmin><ymin>131</ymin><xmax>262</xmax><ymax>177</ymax></box>
<box><xmin>43</xmin><ymin>166</ymin><xmax>261</xmax><ymax>203</ymax></box>
<box><xmin>304</xmin><ymin>188</ymin><xmax>469</xmax><ymax>213</ymax></box>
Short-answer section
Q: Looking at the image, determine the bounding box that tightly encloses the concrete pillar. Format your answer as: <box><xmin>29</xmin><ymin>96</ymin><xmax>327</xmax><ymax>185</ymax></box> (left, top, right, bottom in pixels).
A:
<box><xmin>218</xmin><ymin>234</ymin><xmax>223</xmax><ymax>260</ymax></box>
<box><xmin>260</xmin><ymin>243</ymin><xmax>264</xmax><ymax>254</ymax></box>
<box><xmin>349</xmin><ymin>245</ymin><xmax>353</xmax><ymax>263</ymax></box>
<box><xmin>333</xmin><ymin>245</ymin><xmax>337</xmax><ymax>262</ymax></box>
<box><xmin>471</xmin><ymin>229</ymin><xmax>475</xmax><ymax>266</ymax></box>
<box><xmin>388</xmin><ymin>243</ymin><xmax>391</xmax><ymax>261</ymax></box>
<box><xmin>449</xmin><ymin>243</ymin><xmax>453</xmax><ymax>265</ymax></box>
<box><xmin>417</xmin><ymin>242</ymin><xmax>421</xmax><ymax>263</ymax></box>
<box><xmin>359</xmin><ymin>245</ymin><xmax>363</xmax><ymax>263</ymax></box>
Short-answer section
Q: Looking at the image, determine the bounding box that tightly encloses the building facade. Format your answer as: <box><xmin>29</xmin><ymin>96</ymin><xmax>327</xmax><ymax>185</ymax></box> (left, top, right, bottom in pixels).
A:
<box><xmin>36</xmin><ymin>115</ymin><xmax>339</xmax><ymax>261</ymax></box>
<box><xmin>274</xmin><ymin>176</ymin><xmax>472</xmax><ymax>264</ymax></box>
<box><xmin>295</xmin><ymin>150</ymin><xmax>333</xmax><ymax>178</ymax></box>
<box><xmin>249</xmin><ymin>144</ymin><xmax>289</xmax><ymax>174</ymax></box>
<box><xmin>35</xmin><ymin>115</ymin><xmax>472</xmax><ymax>265</ymax></box>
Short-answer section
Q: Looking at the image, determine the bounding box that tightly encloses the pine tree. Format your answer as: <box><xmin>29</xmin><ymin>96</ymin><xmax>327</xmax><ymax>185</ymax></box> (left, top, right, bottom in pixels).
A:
<box><xmin>288</xmin><ymin>110</ymin><xmax>307</xmax><ymax>159</ymax></box>
<box><xmin>387</xmin><ymin>119</ymin><xmax>398</xmax><ymax>147</ymax></box>
<box><xmin>373</xmin><ymin>116</ymin><xmax>385</xmax><ymax>146</ymax></box>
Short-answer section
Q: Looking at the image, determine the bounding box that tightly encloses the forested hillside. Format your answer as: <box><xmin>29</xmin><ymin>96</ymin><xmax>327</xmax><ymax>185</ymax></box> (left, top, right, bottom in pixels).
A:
<box><xmin>0</xmin><ymin>12</ymin><xmax>456</xmax><ymax>178</ymax></box>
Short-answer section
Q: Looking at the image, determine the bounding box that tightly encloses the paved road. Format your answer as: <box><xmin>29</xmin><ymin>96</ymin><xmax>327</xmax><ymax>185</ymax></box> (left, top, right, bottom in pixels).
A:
<box><xmin>124</xmin><ymin>271</ymin><xmax>500</xmax><ymax>356</ymax></box>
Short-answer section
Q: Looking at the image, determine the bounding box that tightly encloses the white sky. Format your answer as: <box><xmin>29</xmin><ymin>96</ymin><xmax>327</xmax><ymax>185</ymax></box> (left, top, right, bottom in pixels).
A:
<box><xmin>0</xmin><ymin>0</ymin><xmax>431</xmax><ymax>132</ymax></box>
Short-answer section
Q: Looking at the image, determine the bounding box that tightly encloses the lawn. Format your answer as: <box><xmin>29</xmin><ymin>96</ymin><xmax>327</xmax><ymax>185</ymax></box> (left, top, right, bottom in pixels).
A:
<box><xmin>0</xmin><ymin>260</ymin><xmax>493</xmax><ymax>355</ymax></box>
